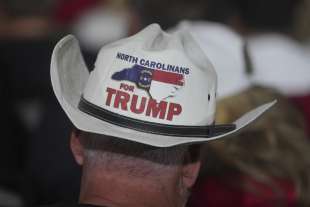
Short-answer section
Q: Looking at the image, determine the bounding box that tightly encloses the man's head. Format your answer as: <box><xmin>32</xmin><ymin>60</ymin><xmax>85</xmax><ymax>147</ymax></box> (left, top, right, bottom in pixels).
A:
<box><xmin>70</xmin><ymin>128</ymin><xmax>201</xmax><ymax>206</ymax></box>
<box><xmin>50</xmin><ymin>24</ymin><xmax>275</xmax><ymax>206</ymax></box>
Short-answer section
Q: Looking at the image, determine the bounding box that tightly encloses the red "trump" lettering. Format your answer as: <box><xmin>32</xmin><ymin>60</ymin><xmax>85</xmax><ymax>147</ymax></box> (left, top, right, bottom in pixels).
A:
<box><xmin>105</xmin><ymin>87</ymin><xmax>182</xmax><ymax>121</ymax></box>
<box><xmin>131</xmin><ymin>95</ymin><xmax>147</xmax><ymax>114</ymax></box>
<box><xmin>167</xmin><ymin>103</ymin><xmax>182</xmax><ymax>121</ymax></box>
<box><xmin>146</xmin><ymin>99</ymin><xmax>167</xmax><ymax>120</ymax></box>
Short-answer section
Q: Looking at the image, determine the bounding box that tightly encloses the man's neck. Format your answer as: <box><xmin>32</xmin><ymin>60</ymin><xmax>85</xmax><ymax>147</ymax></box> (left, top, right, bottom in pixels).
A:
<box><xmin>79</xmin><ymin>169</ymin><xmax>184</xmax><ymax>207</ymax></box>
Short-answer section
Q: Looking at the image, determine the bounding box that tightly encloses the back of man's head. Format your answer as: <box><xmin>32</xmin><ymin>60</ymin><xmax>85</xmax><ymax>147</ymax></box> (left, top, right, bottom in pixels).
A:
<box><xmin>50</xmin><ymin>22</ymin><xmax>275</xmax><ymax>206</ymax></box>
<box><xmin>75</xmin><ymin>128</ymin><xmax>200</xmax><ymax>168</ymax></box>
<box><xmin>70</xmin><ymin>128</ymin><xmax>202</xmax><ymax>206</ymax></box>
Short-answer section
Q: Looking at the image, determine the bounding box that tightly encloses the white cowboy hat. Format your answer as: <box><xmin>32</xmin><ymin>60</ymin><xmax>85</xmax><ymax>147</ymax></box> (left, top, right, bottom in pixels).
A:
<box><xmin>51</xmin><ymin>24</ymin><xmax>275</xmax><ymax>147</ymax></box>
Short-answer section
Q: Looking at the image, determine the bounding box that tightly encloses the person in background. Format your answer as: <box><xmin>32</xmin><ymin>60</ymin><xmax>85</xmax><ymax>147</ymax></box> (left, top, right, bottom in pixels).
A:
<box><xmin>55</xmin><ymin>0</ymin><xmax>141</xmax><ymax>55</ymax></box>
<box><xmin>133</xmin><ymin>0</ymin><xmax>310</xmax><ymax>135</ymax></box>
<box><xmin>0</xmin><ymin>0</ymin><xmax>95</xmax><ymax>205</ymax></box>
<box><xmin>132</xmin><ymin>1</ymin><xmax>310</xmax><ymax>206</ymax></box>
<box><xmin>70</xmin><ymin>0</ymin><xmax>134</xmax><ymax>51</ymax></box>
<box><xmin>0</xmin><ymin>43</ymin><xmax>25</xmax><ymax>207</ymax></box>
<box><xmin>174</xmin><ymin>19</ymin><xmax>310</xmax><ymax>206</ymax></box>
<box><xmin>61</xmin><ymin>0</ymin><xmax>142</xmax><ymax>53</ymax></box>
<box><xmin>229</xmin><ymin>0</ymin><xmax>307</xmax><ymax>127</ymax></box>
<box><xmin>0</xmin><ymin>0</ymin><xmax>58</xmax><ymax>205</ymax></box>
<box><xmin>215</xmin><ymin>0</ymin><xmax>310</xmax><ymax>135</ymax></box>
<box><xmin>53</xmin><ymin>0</ymin><xmax>101</xmax><ymax>27</ymax></box>
<box><xmin>189</xmin><ymin>86</ymin><xmax>310</xmax><ymax>207</ymax></box>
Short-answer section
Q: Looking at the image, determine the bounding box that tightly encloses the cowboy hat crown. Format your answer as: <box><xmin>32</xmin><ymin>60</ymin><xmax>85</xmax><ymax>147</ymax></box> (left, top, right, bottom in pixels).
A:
<box><xmin>51</xmin><ymin>24</ymin><xmax>275</xmax><ymax>147</ymax></box>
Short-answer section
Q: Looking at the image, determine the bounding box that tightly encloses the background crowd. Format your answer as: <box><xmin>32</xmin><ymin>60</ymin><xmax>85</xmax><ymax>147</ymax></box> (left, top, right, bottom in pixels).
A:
<box><xmin>0</xmin><ymin>0</ymin><xmax>310</xmax><ymax>206</ymax></box>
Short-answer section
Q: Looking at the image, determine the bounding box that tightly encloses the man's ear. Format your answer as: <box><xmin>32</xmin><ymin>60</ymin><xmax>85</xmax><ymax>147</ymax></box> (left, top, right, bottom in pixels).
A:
<box><xmin>70</xmin><ymin>131</ymin><xmax>85</xmax><ymax>166</ymax></box>
<box><xmin>181</xmin><ymin>161</ymin><xmax>201</xmax><ymax>189</ymax></box>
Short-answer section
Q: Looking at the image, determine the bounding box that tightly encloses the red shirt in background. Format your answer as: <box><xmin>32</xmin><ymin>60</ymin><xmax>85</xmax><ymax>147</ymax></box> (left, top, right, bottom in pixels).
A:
<box><xmin>188</xmin><ymin>175</ymin><xmax>296</xmax><ymax>207</ymax></box>
<box><xmin>54</xmin><ymin>0</ymin><xmax>102</xmax><ymax>25</ymax></box>
<box><xmin>290</xmin><ymin>95</ymin><xmax>310</xmax><ymax>136</ymax></box>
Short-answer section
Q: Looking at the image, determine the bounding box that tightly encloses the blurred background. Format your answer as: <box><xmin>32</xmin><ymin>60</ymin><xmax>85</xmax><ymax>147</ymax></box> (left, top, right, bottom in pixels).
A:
<box><xmin>0</xmin><ymin>0</ymin><xmax>309</xmax><ymax>206</ymax></box>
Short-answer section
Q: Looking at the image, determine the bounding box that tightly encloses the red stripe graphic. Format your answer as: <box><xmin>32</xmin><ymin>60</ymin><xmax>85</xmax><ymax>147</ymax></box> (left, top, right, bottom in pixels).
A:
<box><xmin>152</xmin><ymin>70</ymin><xmax>184</xmax><ymax>86</ymax></box>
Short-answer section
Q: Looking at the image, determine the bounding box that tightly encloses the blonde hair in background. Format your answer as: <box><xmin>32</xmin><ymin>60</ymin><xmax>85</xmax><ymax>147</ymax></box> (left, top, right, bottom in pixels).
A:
<box><xmin>203</xmin><ymin>86</ymin><xmax>310</xmax><ymax>207</ymax></box>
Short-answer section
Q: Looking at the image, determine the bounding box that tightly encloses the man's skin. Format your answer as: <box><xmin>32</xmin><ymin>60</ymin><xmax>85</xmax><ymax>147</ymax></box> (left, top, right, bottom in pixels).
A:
<box><xmin>70</xmin><ymin>131</ymin><xmax>201</xmax><ymax>207</ymax></box>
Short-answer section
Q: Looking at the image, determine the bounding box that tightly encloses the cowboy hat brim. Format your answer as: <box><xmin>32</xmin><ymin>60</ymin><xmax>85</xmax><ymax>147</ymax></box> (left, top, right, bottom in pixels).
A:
<box><xmin>51</xmin><ymin>35</ymin><xmax>276</xmax><ymax>147</ymax></box>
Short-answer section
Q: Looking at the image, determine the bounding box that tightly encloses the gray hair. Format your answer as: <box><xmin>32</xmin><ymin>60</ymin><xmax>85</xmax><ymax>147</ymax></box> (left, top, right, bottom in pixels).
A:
<box><xmin>76</xmin><ymin>129</ymin><xmax>201</xmax><ymax>177</ymax></box>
